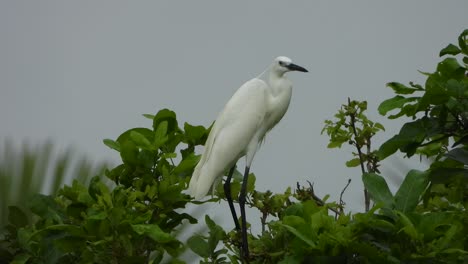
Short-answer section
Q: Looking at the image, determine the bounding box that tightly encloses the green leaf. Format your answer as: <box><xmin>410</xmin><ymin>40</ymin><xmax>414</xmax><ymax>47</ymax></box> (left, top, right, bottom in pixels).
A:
<box><xmin>87</xmin><ymin>211</ymin><xmax>107</xmax><ymax>220</ymax></box>
<box><xmin>445</xmin><ymin>148</ymin><xmax>468</xmax><ymax>165</ymax></box>
<box><xmin>446</xmin><ymin>79</ymin><xmax>465</xmax><ymax>98</ymax></box>
<box><xmin>378</xmin><ymin>95</ymin><xmax>418</xmax><ymax>116</ymax></box>
<box><xmin>187</xmin><ymin>235</ymin><xmax>211</xmax><ymax>258</ymax></box>
<box><xmin>429</xmin><ymin>167</ymin><xmax>468</xmax><ymax>183</ymax></box>
<box><xmin>395</xmin><ymin>211</ymin><xmax>419</xmax><ymax>240</ymax></box>
<box><xmin>394</xmin><ymin>170</ymin><xmax>429</xmax><ymax>212</ymax></box>
<box><xmin>16</xmin><ymin>228</ymin><xmax>32</xmax><ymax>251</ymax></box>
<box><xmin>378</xmin><ymin>117</ymin><xmax>434</xmax><ymax>159</ymax></box>
<box><xmin>283</xmin><ymin>215</ymin><xmax>306</xmax><ymax>227</ymax></box>
<box><xmin>439</xmin><ymin>43</ymin><xmax>461</xmax><ymax>56</ymax></box>
<box><xmin>131</xmin><ymin>224</ymin><xmax>175</xmax><ymax>243</ymax></box>
<box><xmin>345</xmin><ymin>158</ymin><xmax>361</xmax><ymax>167</ymax></box>
<box><xmin>458</xmin><ymin>29</ymin><xmax>468</xmax><ymax>54</ymax></box>
<box><xmin>45</xmin><ymin>224</ymin><xmax>84</xmax><ymax>237</ymax></box>
<box><xmin>421</xmin><ymin>77</ymin><xmax>449</xmax><ymax>108</ymax></box>
<box><xmin>228</xmin><ymin>180</ymin><xmax>241</xmax><ymax>201</ymax></box>
<box><xmin>119</xmin><ymin>140</ymin><xmax>139</xmax><ymax>166</ymax></box>
<box><xmin>205</xmin><ymin>215</ymin><xmax>216</xmax><ymax>230</ymax></box>
<box><xmin>362</xmin><ymin>173</ymin><xmax>394</xmax><ymax>208</ymax></box>
<box><xmin>387</xmin><ymin>103</ymin><xmax>419</xmax><ymax>119</ymax></box>
<box><xmin>132</xmin><ymin>210</ymin><xmax>153</xmax><ymax>224</ymax></box>
<box><xmin>11</xmin><ymin>253</ymin><xmax>30</xmax><ymax>264</ymax></box>
<box><xmin>436</xmin><ymin>224</ymin><xmax>460</xmax><ymax>249</ymax></box>
<box><xmin>153</xmin><ymin>108</ymin><xmax>178</xmax><ymax>133</ymax></box>
<box><xmin>281</xmin><ymin>223</ymin><xmax>316</xmax><ymax>247</ymax></box>
<box><xmin>374</xmin><ymin>122</ymin><xmax>385</xmax><ymax>131</ymax></box>
<box><xmin>387</xmin><ymin>82</ymin><xmax>422</xmax><ymax>95</ymax></box>
<box><xmin>184</xmin><ymin>122</ymin><xmax>207</xmax><ymax>145</ymax></box>
<box><xmin>53</xmin><ymin>236</ymin><xmax>85</xmax><ymax>253</ymax></box>
<box><xmin>247</xmin><ymin>173</ymin><xmax>256</xmax><ymax>192</ymax></box>
<box><xmin>452</xmin><ymin>134</ymin><xmax>468</xmax><ymax>147</ymax></box>
<box><xmin>130</xmin><ymin>131</ymin><xmax>153</xmax><ymax>149</ymax></box>
<box><xmin>205</xmin><ymin>215</ymin><xmax>225</xmax><ymax>252</ymax></box>
<box><xmin>88</xmin><ymin>176</ymin><xmax>110</xmax><ymax>203</ymax></box>
<box><xmin>103</xmin><ymin>138</ymin><xmax>120</xmax><ymax>151</ymax></box>
<box><xmin>154</xmin><ymin>121</ymin><xmax>169</xmax><ymax>148</ymax></box>
<box><xmin>7</xmin><ymin>206</ymin><xmax>28</xmax><ymax>228</ymax></box>
<box><xmin>119</xmin><ymin>234</ymin><xmax>134</xmax><ymax>256</ymax></box>
<box><xmin>142</xmin><ymin>113</ymin><xmax>155</xmax><ymax>120</ymax></box>
<box><xmin>327</xmin><ymin>141</ymin><xmax>344</xmax><ymax>148</ymax></box>
<box><xmin>161</xmin><ymin>152</ymin><xmax>177</xmax><ymax>159</ymax></box>
<box><xmin>28</xmin><ymin>194</ymin><xmax>61</xmax><ymax>222</ymax></box>
<box><xmin>117</xmin><ymin>128</ymin><xmax>154</xmax><ymax>144</ymax></box>
<box><xmin>173</xmin><ymin>153</ymin><xmax>200</xmax><ymax>175</ymax></box>
<box><xmin>437</xmin><ymin>57</ymin><xmax>464</xmax><ymax>78</ymax></box>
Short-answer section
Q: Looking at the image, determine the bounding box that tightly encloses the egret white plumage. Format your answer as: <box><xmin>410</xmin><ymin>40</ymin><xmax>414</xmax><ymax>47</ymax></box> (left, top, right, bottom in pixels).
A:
<box><xmin>188</xmin><ymin>56</ymin><xmax>308</xmax><ymax>260</ymax></box>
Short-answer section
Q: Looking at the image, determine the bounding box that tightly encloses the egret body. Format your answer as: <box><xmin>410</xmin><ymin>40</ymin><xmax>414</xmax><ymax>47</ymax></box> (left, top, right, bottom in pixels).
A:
<box><xmin>189</xmin><ymin>56</ymin><xmax>308</xmax><ymax>260</ymax></box>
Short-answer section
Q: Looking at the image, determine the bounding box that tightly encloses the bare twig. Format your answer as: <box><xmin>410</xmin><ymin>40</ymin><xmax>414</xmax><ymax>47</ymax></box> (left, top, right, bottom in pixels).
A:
<box><xmin>299</xmin><ymin>181</ymin><xmax>340</xmax><ymax>215</ymax></box>
<box><xmin>339</xmin><ymin>179</ymin><xmax>352</xmax><ymax>214</ymax></box>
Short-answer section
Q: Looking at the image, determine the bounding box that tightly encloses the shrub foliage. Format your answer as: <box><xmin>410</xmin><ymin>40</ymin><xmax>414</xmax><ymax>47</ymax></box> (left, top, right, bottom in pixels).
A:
<box><xmin>1</xmin><ymin>30</ymin><xmax>467</xmax><ymax>263</ymax></box>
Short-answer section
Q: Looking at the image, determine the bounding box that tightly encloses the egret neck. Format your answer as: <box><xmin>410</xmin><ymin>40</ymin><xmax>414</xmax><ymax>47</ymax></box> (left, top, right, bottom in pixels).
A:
<box><xmin>265</xmin><ymin>68</ymin><xmax>293</xmax><ymax>132</ymax></box>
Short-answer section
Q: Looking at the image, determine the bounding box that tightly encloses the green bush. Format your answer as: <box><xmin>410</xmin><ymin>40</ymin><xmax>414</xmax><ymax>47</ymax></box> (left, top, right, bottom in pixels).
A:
<box><xmin>187</xmin><ymin>29</ymin><xmax>468</xmax><ymax>263</ymax></box>
<box><xmin>0</xmin><ymin>110</ymin><xmax>210</xmax><ymax>263</ymax></box>
<box><xmin>1</xmin><ymin>30</ymin><xmax>467</xmax><ymax>264</ymax></box>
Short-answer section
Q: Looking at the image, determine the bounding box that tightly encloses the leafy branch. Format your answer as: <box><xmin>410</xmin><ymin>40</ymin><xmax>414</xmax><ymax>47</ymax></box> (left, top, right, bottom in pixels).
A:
<box><xmin>322</xmin><ymin>99</ymin><xmax>384</xmax><ymax>211</ymax></box>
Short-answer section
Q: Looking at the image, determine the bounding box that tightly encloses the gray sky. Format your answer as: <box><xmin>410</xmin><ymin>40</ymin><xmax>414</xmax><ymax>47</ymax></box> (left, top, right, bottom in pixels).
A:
<box><xmin>1</xmin><ymin>0</ymin><xmax>468</xmax><ymax>252</ymax></box>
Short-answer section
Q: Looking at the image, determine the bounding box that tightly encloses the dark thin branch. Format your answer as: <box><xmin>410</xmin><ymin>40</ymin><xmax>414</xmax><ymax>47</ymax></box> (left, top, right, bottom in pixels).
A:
<box><xmin>448</xmin><ymin>109</ymin><xmax>468</xmax><ymax>130</ymax></box>
<box><xmin>348</xmin><ymin>99</ymin><xmax>367</xmax><ymax>176</ymax></box>
<box><xmin>260</xmin><ymin>212</ymin><xmax>268</xmax><ymax>233</ymax></box>
<box><xmin>339</xmin><ymin>179</ymin><xmax>352</xmax><ymax>213</ymax></box>
<box><xmin>347</xmin><ymin>98</ymin><xmax>370</xmax><ymax>212</ymax></box>
<box><xmin>303</xmin><ymin>181</ymin><xmax>340</xmax><ymax>215</ymax></box>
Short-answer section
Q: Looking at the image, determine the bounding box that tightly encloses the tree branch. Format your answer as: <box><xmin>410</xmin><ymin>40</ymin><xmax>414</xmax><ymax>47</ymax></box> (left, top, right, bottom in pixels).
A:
<box><xmin>299</xmin><ymin>181</ymin><xmax>340</xmax><ymax>215</ymax></box>
<box><xmin>347</xmin><ymin>98</ymin><xmax>370</xmax><ymax>212</ymax></box>
<box><xmin>339</xmin><ymin>179</ymin><xmax>351</xmax><ymax>216</ymax></box>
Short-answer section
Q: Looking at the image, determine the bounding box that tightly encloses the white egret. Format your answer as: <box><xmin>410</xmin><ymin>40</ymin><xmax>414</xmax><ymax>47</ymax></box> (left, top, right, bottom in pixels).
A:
<box><xmin>189</xmin><ymin>56</ymin><xmax>308</xmax><ymax>260</ymax></box>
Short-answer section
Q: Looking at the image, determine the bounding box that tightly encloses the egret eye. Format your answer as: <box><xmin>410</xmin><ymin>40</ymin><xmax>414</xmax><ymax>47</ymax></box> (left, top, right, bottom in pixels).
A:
<box><xmin>278</xmin><ymin>61</ymin><xmax>285</xmax><ymax>67</ymax></box>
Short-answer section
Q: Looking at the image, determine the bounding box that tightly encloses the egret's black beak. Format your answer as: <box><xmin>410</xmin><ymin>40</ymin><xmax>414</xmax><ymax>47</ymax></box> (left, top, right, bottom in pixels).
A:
<box><xmin>287</xmin><ymin>63</ymin><xmax>308</xmax><ymax>72</ymax></box>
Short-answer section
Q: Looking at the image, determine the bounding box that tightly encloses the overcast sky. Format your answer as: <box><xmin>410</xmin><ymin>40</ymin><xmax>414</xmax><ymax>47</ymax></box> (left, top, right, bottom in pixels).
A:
<box><xmin>1</xmin><ymin>1</ymin><xmax>468</xmax><ymax>259</ymax></box>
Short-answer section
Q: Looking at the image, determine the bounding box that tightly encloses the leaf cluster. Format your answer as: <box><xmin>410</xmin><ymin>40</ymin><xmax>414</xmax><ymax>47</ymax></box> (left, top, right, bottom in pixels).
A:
<box><xmin>376</xmin><ymin>29</ymin><xmax>468</xmax><ymax>227</ymax></box>
<box><xmin>378</xmin><ymin>29</ymin><xmax>468</xmax><ymax>160</ymax></box>
<box><xmin>190</xmin><ymin>174</ymin><xmax>466</xmax><ymax>263</ymax></box>
<box><xmin>187</xmin><ymin>29</ymin><xmax>468</xmax><ymax>263</ymax></box>
<box><xmin>1</xmin><ymin>109</ymin><xmax>210</xmax><ymax>263</ymax></box>
<box><xmin>2</xmin><ymin>29</ymin><xmax>468</xmax><ymax>264</ymax></box>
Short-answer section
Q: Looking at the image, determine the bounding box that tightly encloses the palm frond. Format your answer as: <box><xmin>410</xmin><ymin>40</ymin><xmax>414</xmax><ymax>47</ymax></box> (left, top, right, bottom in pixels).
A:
<box><xmin>0</xmin><ymin>139</ymin><xmax>109</xmax><ymax>228</ymax></box>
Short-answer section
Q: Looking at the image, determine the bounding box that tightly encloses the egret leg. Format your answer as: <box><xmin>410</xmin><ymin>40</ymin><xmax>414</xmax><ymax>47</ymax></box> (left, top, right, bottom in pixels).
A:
<box><xmin>224</xmin><ymin>166</ymin><xmax>240</xmax><ymax>231</ymax></box>
<box><xmin>239</xmin><ymin>166</ymin><xmax>250</xmax><ymax>260</ymax></box>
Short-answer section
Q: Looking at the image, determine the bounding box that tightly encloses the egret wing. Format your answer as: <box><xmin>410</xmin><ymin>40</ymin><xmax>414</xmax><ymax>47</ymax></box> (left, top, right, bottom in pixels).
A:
<box><xmin>189</xmin><ymin>78</ymin><xmax>269</xmax><ymax>199</ymax></box>
<box><xmin>205</xmin><ymin>78</ymin><xmax>269</xmax><ymax>165</ymax></box>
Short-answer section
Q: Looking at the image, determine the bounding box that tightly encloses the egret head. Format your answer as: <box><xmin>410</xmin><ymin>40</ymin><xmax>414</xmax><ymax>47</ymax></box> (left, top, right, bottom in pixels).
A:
<box><xmin>272</xmin><ymin>56</ymin><xmax>308</xmax><ymax>75</ymax></box>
